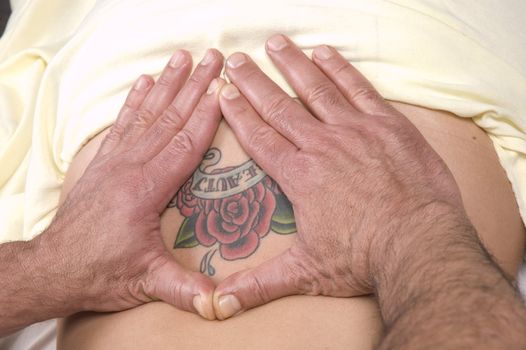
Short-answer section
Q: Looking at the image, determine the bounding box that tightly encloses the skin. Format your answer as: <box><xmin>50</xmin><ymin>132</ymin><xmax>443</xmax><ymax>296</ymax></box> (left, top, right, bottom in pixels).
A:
<box><xmin>58</xmin><ymin>100</ymin><xmax>524</xmax><ymax>350</ymax></box>
<box><xmin>210</xmin><ymin>35</ymin><xmax>526</xmax><ymax>348</ymax></box>
<box><xmin>0</xmin><ymin>49</ymin><xmax>226</xmax><ymax>336</ymax></box>
<box><xmin>2</xmin><ymin>34</ymin><xmax>526</xmax><ymax>348</ymax></box>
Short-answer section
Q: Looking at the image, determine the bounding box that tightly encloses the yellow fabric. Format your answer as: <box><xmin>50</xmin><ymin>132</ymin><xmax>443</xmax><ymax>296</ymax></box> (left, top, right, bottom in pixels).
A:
<box><xmin>0</xmin><ymin>0</ymin><xmax>525</xmax><ymax>243</ymax></box>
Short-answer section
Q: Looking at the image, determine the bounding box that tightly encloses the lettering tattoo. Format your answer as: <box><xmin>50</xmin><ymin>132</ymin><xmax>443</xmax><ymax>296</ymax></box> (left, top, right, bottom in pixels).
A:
<box><xmin>169</xmin><ymin>148</ymin><xmax>296</xmax><ymax>276</ymax></box>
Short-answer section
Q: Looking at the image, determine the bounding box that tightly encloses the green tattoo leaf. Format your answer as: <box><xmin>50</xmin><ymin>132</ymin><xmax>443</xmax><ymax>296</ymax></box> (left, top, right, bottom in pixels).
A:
<box><xmin>272</xmin><ymin>193</ymin><xmax>296</xmax><ymax>224</ymax></box>
<box><xmin>271</xmin><ymin>220</ymin><xmax>297</xmax><ymax>235</ymax></box>
<box><xmin>174</xmin><ymin>216</ymin><xmax>199</xmax><ymax>249</ymax></box>
<box><xmin>271</xmin><ymin>193</ymin><xmax>297</xmax><ymax>234</ymax></box>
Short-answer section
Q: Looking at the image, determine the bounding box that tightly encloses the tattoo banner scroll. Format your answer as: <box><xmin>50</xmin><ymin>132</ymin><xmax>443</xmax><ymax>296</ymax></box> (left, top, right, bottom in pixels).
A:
<box><xmin>190</xmin><ymin>148</ymin><xmax>267</xmax><ymax>199</ymax></box>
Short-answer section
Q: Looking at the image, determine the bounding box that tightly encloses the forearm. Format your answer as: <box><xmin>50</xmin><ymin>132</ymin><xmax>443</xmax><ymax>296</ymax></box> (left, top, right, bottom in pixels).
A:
<box><xmin>374</xmin><ymin>207</ymin><xmax>526</xmax><ymax>349</ymax></box>
<box><xmin>0</xmin><ymin>235</ymin><xmax>77</xmax><ymax>336</ymax></box>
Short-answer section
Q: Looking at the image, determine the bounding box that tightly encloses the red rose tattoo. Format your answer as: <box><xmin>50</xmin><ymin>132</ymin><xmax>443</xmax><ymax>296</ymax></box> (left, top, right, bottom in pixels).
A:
<box><xmin>169</xmin><ymin>148</ymin><xmax>296</xmax><ymax>275</ymax></box>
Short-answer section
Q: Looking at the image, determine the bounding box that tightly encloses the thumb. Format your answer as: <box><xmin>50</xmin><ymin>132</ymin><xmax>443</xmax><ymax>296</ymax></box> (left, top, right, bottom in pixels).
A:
<box><xmin>145</xmin><ymin>252</ymin><xmax>216</xmax><ymax>320</ymax></box>
<box><xmin>213</xmin><ymin>247</ymin><xmax>306</xmax><ymax>320</ymax></box>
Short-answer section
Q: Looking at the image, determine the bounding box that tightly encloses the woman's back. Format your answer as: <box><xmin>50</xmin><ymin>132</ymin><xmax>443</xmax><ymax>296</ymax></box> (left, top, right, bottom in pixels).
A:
<box><xmin>57</xmin><ymin>101</ymin><xmax>524</xmax><ymax>349</ymax></box>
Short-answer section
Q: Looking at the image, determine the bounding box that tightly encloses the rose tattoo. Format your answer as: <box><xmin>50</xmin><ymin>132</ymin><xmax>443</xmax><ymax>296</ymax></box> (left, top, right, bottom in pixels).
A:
<box><xmin>169</xmin><ymin>148</ymin><xmax>296</xmax><ymax>275</ymax></box>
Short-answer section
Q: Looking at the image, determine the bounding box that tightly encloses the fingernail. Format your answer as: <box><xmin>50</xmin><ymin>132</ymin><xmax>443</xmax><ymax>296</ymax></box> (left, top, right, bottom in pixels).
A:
<box><xmin>218</xmin><ymin>294</ymin><xmax>242</xmax><ymax>319</ymax></box>
<box><xmin>227</xmin><ymin>53</ymin><xmax>247</xmax><ymax>69</ymax></box>
<box><xmin>169</xmin><ymin>50</ymin><xmax>186</xmax><ymax>68</ymax></box>
<box><xmin>200</xmin><ymin>49</ymin><xmax>215</xmax><ymax>66</ymax></box>
<box><xmin>207</xmin><ymin>78</ymin><xmax>219</xmax><ymax>95</ymax></box>
<box><xmin>314</xmin><ymin>45</ymin><xmax>335</xmax><ymax>60</ymax></box>
<box><xmin>135</xmin><ymin>76</ymin><xmax>150</xmax><ymax>90</ymax></box>
<box><xmin>221</xmin><ymin>84</ymin><xmax>240</xmax><ymax>100</ymax></box>
<box><xmin>267</xmin><ymin>34</ymin><xmax>288</xmax><ymax>51</ymax></box>
<box><xmin>193</xmin><ymin>295</ymin><xmax>206</xmax><ymax>318</ymax></box>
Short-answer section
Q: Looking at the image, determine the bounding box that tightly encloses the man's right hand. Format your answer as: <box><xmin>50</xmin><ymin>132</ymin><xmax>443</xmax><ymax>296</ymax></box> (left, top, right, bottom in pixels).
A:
<box><xmin>33</xmin><ymin>49</ymin><xmax>225</xmax><ymax>321</ymax></box>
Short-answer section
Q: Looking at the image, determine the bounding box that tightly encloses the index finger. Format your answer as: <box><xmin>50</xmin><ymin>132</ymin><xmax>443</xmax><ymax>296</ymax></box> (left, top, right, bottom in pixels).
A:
<box><xmin>265</xmin><ymin>34</ymin><xmax>358</xmax><ymax>124</ymax></box>
<box><xmin>219</xmin><ymin>83</ymin><xmax>297</xmax><ymax>190</ymax></box>
<box><xmin>224</xmin><ymin>52</ymin><xmax>320</xmax><ymax>147</ymax></box>
<box><xmin>312</xmin><ymin>45</ymin><xmax>395</xmax><ymax>116</ymax></box>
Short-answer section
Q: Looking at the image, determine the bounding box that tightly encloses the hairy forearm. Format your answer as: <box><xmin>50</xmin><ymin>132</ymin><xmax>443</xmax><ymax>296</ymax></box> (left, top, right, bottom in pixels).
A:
<box><xmin>0</xmin><ymin>235</ymin><xmax>76</xmax><ymax>336</ymax></box>
<box><xmin>373</xmin><ymin>207</ymin><xmax>526</xmax><ymax>349</ymax></box>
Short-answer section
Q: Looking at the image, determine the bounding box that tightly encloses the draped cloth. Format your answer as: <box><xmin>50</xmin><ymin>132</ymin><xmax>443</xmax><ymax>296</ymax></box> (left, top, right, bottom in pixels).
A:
<box><xmin>1</xmin><ymin>0</ymin><xmax>525</xmax><ymax>243</ymax></box>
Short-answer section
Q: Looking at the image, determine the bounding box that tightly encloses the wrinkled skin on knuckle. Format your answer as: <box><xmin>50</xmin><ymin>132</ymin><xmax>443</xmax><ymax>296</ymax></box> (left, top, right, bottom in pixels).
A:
<box><xmin>186</xmin><ymin>73</ymin><xmax>202</xmax><ymax>86</ymax></box>
<box><xmin>169</xmin><ymin>130</ymin><xmax>196</xmax><ymax>157</ymax></box>
<box><xmin>193</xmin><ymin>102</ymin><xmax>213</xmax><ymax>119</ymax></box>
<box><xmin>248</xmin><ymin>125</ymin><xmax>275</xmax><ymax>154</ymax></box>
<box><xmin>262</xmin><ymin>95</ymin><xmax>293</xmax><ymax>124</ymax></box>
<box><xmin>157</xmin><ymin>72</ymin><xmax>175</xmax><ymax>88</ymax></box>
<box><xmin>106</xmin><ymin>123</ymin><xmax>126</xmax><ymax>141</ymax></box>
<box><xmin>134</xmin><ymin>109</ymin><xmax>155</xmax><ymax>127</ymax></box>
<box><xmin>124</xmin><ymin>252</ymin><xmax>165</xmax><ymax>302</ymax></box>
<box><xmin>243</xmin><ymin>272</ymin><xmax>273</xmax><ymax>306</ymax></box>
<box><xmin>159</xmin><ymin>104</ymin><xmax>185</xmax><ymax>129</ymax></box>
<box><xmin>347</xmin><ymin>84</ymin><xmax>382</xmax><ymax>105</ymax></box>
<box><xmin>120</xmin><ymin>110</ymin><xmax>153</xmax><ymax>138</ymax></box>
<box><xmin>305</xmin><ymin>82</ymin><xmax>345</xmax><ymax>109</ymax></box>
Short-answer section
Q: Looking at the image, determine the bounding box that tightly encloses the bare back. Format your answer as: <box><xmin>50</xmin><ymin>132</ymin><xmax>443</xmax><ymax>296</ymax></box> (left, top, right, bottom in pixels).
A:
<box><xmin>57</xmin><ymin>101</ymin><xmax>525</xmax><ymax>350</ymax></box>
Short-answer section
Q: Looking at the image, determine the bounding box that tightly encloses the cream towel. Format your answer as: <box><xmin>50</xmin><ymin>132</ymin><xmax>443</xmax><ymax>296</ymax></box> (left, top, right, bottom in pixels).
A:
<box><xmin>0</xmin><ymin>0</ymin><xmax>525</xmax><ymax>244</ymax></box>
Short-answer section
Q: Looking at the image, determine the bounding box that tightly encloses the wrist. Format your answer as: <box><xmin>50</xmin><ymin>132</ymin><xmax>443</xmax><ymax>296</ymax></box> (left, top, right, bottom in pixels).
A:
<box><xmin>369</xmin><ymin>202</ymin><xmax>526</xmax><ymax>349</ymax></box>
<box><xmin>369</xmin><ymin>201</ymin><xmax>494</xmax><ymax>323</ymax></box>
<box><xmin>369</xmin><ymin>200</ymin><xmax>476</xmax><ymax>278</ymax></box>
<box><xmin>27</xmin><ymin>229</ymin><xmax>85</xmax><ymax>317</ymax></box>
<box><xmin>0</xmin><ymin>234</ymin><xmax>79</xmax><ymax>336</ymax></box>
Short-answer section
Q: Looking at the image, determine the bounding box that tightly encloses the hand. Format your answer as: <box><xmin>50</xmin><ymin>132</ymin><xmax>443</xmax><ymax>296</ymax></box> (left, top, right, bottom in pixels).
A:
<box><xmin>36</xmin><ymin>49</ymin><xmax>226</xmax><ymax>320</ymax></box>
<box><xmin>212</xmin><ymin>35</ymin><xmax>469</xmax><ymax>319</ymax></box>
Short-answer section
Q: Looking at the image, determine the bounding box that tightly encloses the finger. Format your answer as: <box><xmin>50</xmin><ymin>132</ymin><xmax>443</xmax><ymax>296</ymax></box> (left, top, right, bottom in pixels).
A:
<box><xmin>146</xmin><ymin>252</ymin><xmax>216</xmax><ymax>320</ymax></box>
<box><xmin>225</xmin><ymin>52</ymin><xmax>320</xmax><ymax>146</ymax></box>
<box><xmin>213</xmin><ymin>248</ymin><xmax>303</xmax><ymax>320</ymax></box>
<box><xmin>170</xmin><ymin>49</ymin><xmax>224</xmax><ymax>120</ymax></box>
<box><xmin>97</xmin><ymin>75</ymin><xmax>154</xmax><ymax>156</ymax></box>
<box><xmin>312</xmin><ymin>45</ymin><xmax>395</xmax><ymax>116</ymax></box>
<box><xmin>219</xmin><ymin>83</ymin><xmax>297</xmax><ymax>189</ymax></box>
<box><xmin>134</xmin><ymin>50</ymin><xmax>224</xmax><ymax>161</ymax></box>
<box><xmin>265</xmin><ymin>34</ymin><xmax>357</xmax><ymax>124</ymax></box>
<box><xmin>144</xmin><ymin>79</ymin><xmax>226</xmax><ymax>208</ymax></box>
<box><xmin>122</xmin><ymin>50</ymin><xmax>192</xmax><ymax>144</ymax></box>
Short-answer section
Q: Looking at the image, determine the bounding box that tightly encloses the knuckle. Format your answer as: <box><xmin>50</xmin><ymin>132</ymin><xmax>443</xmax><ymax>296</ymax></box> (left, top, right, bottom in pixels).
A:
<box><xmin>127</xmin><ymin>277</ymin><xmax>151</xmax><ymax>303</ymax></box>
<box><xmin>305</xmin><ymin>82</ymin><xmax>342</xmax><ymax>107</ymax></box>
<box><xmin>157</xmin><ymin>72</ymin><xmax>174</xmax><ymax>87</ymax></box>
<box><xmin>347</xmin><ymin>84</ymin><xmax>380</xmax><ymax>104</ymax></box>
<box><xmin>107</xmin><ymin>123</ymin><xmax>125</xmax><ymax>140</ymax></box>
<box><xmin>246</xmin><ymin>273</ymin><xmax>271</xmax><ymax>305</ymax></box>
<box><xmin>248</xmin><ymin>125</ymin><xmax>274</xmax><ymax>150</ymax></box>
<box><xmin>134</xmin><ymin>109</ymin><xmax>155</xmax><ymax>127</ymax></box>
<box><xmin>193</xmin><ymin>101</ymin><xmax>213</xmax><ymax>117</ymax></box>
<box><xmin>160</xmin><ymin>104</ymin><xmax>185</xmax><ymax>129</ymax></box>
<box><xmin>169</xmin><ymin>130</ymin><xmax>196</xmax><ymax>156</ymax></box>
<box><xmin>285</xmin><ymin>249</ymin><xmax>317</xmax><ymax>295</ymax></box>
<box><xmin>333</xmin><ymin>61</ymin><xmax>352</xmax><ymax>76</ymax></box>
<box><xmin>124</xmin><ymin>96</ymin><xmax>138</xmax><ymax>109</ymax></box>
<box><xmin>186</xmin><ymin>73</ymin><xmax>202</xmax><ymax>86</ymax></box>
<box><xmin>262</xmin><ymin>95</ymin><xmax>293</xmax><ymax>123</ymax></box>
<box><xmin>230</xmin><ymin>102</ymin><xmax>250</xmax><ymax>116</ymax></box>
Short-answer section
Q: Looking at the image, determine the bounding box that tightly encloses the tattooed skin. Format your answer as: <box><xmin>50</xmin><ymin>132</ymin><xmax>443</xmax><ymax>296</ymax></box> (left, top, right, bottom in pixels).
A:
<box><xmin>169</xmin><ymin>148</ymin><xmax>296</xmax><ymax>276</ymax></box>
